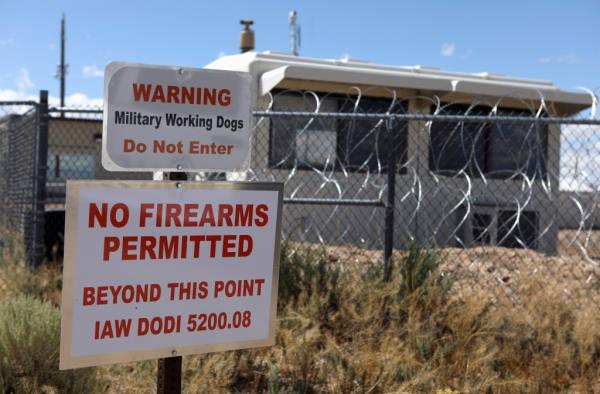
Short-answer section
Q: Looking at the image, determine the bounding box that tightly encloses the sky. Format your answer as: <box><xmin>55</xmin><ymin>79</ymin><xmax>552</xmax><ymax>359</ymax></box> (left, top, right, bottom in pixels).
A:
<box><xmin>0</xmin><ymin>0</ymin><xmax>599</xmax><ymax>107</ymax></box>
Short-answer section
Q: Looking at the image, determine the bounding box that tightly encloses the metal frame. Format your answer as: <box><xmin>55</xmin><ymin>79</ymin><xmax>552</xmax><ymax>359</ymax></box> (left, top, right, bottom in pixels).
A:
<box><xmin>49</xmin><ymin>106</ymin><xmax>600</xmax><ymax>125</ymax></box>
<box><xmin>31</xmin><ymin>91</ymin><xmax>49</xmax><ymax>268</ymax></box>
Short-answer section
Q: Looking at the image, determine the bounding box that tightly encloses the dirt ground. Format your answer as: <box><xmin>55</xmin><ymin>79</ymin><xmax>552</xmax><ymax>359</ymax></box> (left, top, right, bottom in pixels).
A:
<box><xmin>558</xmin><ymin>229</ymin><xmax>600</xmax><ymax>258</ymax></box>
<box><xmin>292</xmin><ymin>230</ymin><xmax>600</xmax><ymax>309</ymax></box>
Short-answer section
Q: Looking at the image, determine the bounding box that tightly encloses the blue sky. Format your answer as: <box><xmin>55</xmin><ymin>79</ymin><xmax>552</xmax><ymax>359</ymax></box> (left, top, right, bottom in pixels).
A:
<box><xmin>1</xmin><ymin>0</ymin><xmax>598</xmax><ymax>105</ymax></box>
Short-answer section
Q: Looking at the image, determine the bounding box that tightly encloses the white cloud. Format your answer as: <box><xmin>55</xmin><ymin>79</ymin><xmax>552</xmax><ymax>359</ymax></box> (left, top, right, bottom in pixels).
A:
<box><xmin>538</xmin><ymin>57</ymin><xmax>551</xmax><ymax>64</ymax></box>
<box><xmin>0</xmin><ymin>90</ymin><xmax>102</xmax><ymax>117</ymax></box>
<box><xmin>82</xmin><ymin>65</ymin><xmax>103</xmax><ymax>78</ymax></box>
<box><xmin>0</xmin><ymin>90</ymin><xmax>38</xmax><ymax>115</ymax></box>
<box><xmin>441</xmin><ymin>43</ymin><xmax>456</xmax><ymax>57</ymax></box>
<box><xmin>48</xmin><ymin>43</ymin><xmax>56</xmax><ymax>50</ymax></box>
<box><xmin>52</xmin><ymin>92</ymin><xmax>103</xmax><ymax>108</ymax></box>
<box><xmin>0</xmin><ymin>89</ymin><xmax>102</xmax><ymax>107</ymax></box>
<box><xmin>15</xmin><ymin>68</ymin><xmax>34</xmax><ymax>91</ymax></box>
<box><xmin>0</xmin><ymin>38</ymin><xmax>15</xmax><ymax>46</ymax></box>
<box><xmin>537</xmin><ymin>53</ymin><xmax>580</xmax><ymax>65</ymax></box>
<box><xmin>217</xmin><ymin>51</ymin><xmax>226</xmax><ymax>58</ymax></box>
<box><xmin>0</xmin><ymin>89</ymin><xmax>37</xmax><ymax>101</ymax></box>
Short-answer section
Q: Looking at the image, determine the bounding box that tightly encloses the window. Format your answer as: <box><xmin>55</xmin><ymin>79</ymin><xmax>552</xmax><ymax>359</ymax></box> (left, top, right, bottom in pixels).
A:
<box><xmin>337</xmin><ymin>98</ymin><xmax>407</xmax><ymax>173</ymax></box>
<box><xmin>269</xmin><ymin>93</ymin><xmax>338</xmax><ymax>169</ymax></box>
<box><xmin>295</xmin><ymin>129</ymin><xmax>337</xmax><ymax>167</ymax></box>
<box><xmin>47</xmin><ymin>152</ymin><xmax>96</xmax><ymax>180</ymax></box>
<box><xmin>488</xmin><ymin>109</ymin><xmax>547</xmax><ymax>179</ymax></box>
<box><xmin>429</xmin><ymin>105</ymin><xmax>488</xmax><ymax>176</ymax></box>
<box><xmin>269</xmin><ymin>91</ymin><xmax>407</xmax><ymax>172</ymax></box>
<box><xmin>462</xmin><ymin>206</ymin><xmax>539</xmax><ymax>250</ymax></box>
<box><xmin>497</xmin><ymin>210</ymin><xmax>538</xmax><ymax>249</ymax></box>
<box><xmin>471</xmin><ymin>213</ymin><xmax>492</xmax><ymax>245</ymax></box>
<box><xmin>429</xmin><ymin>104</ymin><xmax>548</xmax><ymax>179</ymax></box>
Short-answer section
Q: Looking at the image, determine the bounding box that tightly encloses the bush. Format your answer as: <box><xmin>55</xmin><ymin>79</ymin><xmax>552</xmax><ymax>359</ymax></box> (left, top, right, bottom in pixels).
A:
<box><xmin>0</xmin><ymin>228</ymin><xmax>62</xmax><ymax>306</ymax></box>
<box><xmin>397</xmin><ymin>244</ymin><xmax>448</xmax><ymax>300</ymax></box>
<box><xmin>277</xmin><ymin>242</ymin><xmax>341</xmax><ymax>313</ymax></box>
<box><xmin>0</xmin><ymin>295</ymin><xmax>95</xmax><ymax>393</ymax></box>
<box><xmin>0</xmin><ymin>263</ymin><xmax>62</xmax><ymax>306</ymax></box>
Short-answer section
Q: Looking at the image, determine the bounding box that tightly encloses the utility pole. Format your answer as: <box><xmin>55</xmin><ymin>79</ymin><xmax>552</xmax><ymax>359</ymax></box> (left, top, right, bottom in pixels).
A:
<box><xmin>289</xmin><ymin>10</ymin><xmax>300</xmax><ymax>56</ymax></box>
<box><xmin>55</xmin><ymin>13</ymin><xmax>68</xmax><ymax>116</ymax></box>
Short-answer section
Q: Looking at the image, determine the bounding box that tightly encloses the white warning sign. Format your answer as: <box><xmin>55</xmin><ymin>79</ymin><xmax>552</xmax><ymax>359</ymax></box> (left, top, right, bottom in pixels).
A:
<box><xmin>102</xmin><ymin>62</ymin><xmax>252</xmax><ymax>172</ymax></box>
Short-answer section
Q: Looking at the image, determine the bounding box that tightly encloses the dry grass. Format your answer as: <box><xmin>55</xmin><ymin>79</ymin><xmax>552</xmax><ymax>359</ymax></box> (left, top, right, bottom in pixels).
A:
<box><xmin>0</xmin><ymin>230</ymin><xmax>62</xmax><ymax>305</ymax></box>
<box><xmin>93</xmin><ymin>243</ymin><xmax>600</xmax><ymax>393</ymax></box>
<box><xmin>1</xmin><ymin>241</ymin><xmax>600</xmax><ymax>393</ymax></box>
<box><xmin>294</xmin><ymin>238</ymin><xmax>600</xmax><ymax>310</ymax></box>
<box><xmin>0</xmin><ymin>260</ymin><xmax>62</xmax><ymax>305</ymax></box>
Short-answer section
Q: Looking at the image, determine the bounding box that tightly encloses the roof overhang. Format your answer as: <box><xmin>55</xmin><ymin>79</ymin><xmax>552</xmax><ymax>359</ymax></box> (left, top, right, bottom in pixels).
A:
<box><xmin>206</xmin><ymin>51</ymin><xmax>595</xmax><ymax>114</ymax></box>
<box><xmin>258</xmin><ymin>65</ymin><xmax>454</xmax><ymax>96</ymax></box>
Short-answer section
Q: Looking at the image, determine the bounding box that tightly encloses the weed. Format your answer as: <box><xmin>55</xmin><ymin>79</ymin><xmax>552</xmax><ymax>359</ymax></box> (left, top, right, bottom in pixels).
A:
<box><xmin>0</xmin><ymin>295</ymin><xmax>95</xmax><ymax>393</ymax></box>
<box><xmin>2</xmin><ymin>243</ymin><xmax>599</xmax><ymax>392</ymax></box>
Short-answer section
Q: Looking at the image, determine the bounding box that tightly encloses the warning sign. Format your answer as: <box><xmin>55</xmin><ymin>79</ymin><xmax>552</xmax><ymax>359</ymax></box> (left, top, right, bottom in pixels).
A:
<box><xmin>59</xmin><ymin>181</ymin><xmax>282</xmax><ymax>369</ymax></box>
<box><xmin>102</xmin><ymin>62</ymin><xmax>252</xmax><ymax>172</ymax></box>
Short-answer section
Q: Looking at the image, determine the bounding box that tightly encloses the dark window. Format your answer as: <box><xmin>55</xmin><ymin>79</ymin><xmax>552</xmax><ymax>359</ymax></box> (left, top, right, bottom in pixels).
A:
<box><xmin>268</xmin><ymin>92</ymin><xmax>407</xmax><ymax>173</ymax></box>
<box><xmin>487</xmin><ymin>109</ymin><xmax>547</xmax><ymax>179</ymax></box>
<box><xmin>472</xmin><ymin>213</ymin><xmax>492</xmax><ymax>245</ymax></box>
<box><xmin>269</xmin><ymin>93</ymin><xmax>338</xmax><ymax>170</ymax></box>
<box><xmin>429</xmin><ymin>105</ymin><xmax>548</xmax><ymax>179</ymax></box>
<box><xmin>337</xmin><ymin>98</ymin><xmax>407</xmax><ymax>173</ymax></box>
<box><xmin>497</xmin><ymin>210</ymin><xmax>538</xmax><ymax>249</ymax></box>
<box><xmin>429</xmin><ymin>104</ymin><xmax>487</xmax><ymax>176</ymax></box>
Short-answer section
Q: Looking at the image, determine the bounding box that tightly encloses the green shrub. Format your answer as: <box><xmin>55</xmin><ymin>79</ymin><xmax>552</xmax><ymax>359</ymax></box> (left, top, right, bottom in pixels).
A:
<box><xmin>397</xmin><ymin>244</ymin><xmax>449</xmax><ymax>300</ymax></box>
<box><xmin>277</xmin><ymin>242</ymin><xmax>341</xmax><ymax>309</ymax></box>
<box><xmin>0</xmin><ymin>295</ymin><xmax>95</xmax><ymax>393</ymax></box>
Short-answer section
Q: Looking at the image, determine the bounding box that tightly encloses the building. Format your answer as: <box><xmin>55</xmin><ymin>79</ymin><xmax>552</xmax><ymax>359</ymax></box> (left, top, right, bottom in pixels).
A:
<box><xmin>43</xmin><ymin>116</ymin><xmax>150</xmax><ymax>259</ymax></box>
<box><xmin>205</xmin><ymin>51</ymin><xmax>593</xmax><ymax>254</ymax></box>
<box><xmin>3</xmin><ymin>52</ymin><xmax>593</xmax><ymax>260</ymax></box>
<box><xmin>45</xmin><ymin>116</ymin><xmax>150</xmax><ymax>207</ymax></box>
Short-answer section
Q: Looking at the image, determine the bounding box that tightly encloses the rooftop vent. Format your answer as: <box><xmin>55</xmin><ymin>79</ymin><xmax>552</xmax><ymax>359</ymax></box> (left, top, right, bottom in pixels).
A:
<box><xmin>239</xmin><ymin>20</ymin><xmax>255</xmax><ymax>53</ymax></box>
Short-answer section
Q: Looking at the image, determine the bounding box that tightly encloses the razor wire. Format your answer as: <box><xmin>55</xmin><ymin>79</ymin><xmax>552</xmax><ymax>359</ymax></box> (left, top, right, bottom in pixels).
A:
<box><xmin>2</xmin><ymin>87</ymin><xmax>600</xmax><ymax>307</ymax></box>
<box><xmin>247</xmin><ymin>89</ymin><xmax>600</xmax><ymax>308</ymax></box>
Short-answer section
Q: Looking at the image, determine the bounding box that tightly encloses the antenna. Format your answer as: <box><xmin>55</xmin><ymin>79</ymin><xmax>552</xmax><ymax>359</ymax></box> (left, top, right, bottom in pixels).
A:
<box><xmin>288</xmin><ymin>10</ymin><xmax>300</xmax><ymax>56</ymax></box>
<box><xmin>55</xmin><ymin>13</ymin><xmax>68</xmax><ymax>113</ymax></box>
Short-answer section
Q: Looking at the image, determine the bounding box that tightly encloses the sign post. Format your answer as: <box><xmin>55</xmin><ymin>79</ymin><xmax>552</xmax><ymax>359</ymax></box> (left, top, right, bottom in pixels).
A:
<box><xmin>157</xmin><ymin>355</ymin><xmax>182</xmax><ymax>394</ymax></box>
<box><xmin>157</xmin><ymin>172</ymin><xmax>186</xmax><ymax>394</ymax></box>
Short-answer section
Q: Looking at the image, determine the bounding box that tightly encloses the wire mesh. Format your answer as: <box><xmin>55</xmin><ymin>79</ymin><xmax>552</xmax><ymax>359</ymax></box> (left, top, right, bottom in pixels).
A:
<box><xmin>248</xmin><ymin>89</ymin><xmax>600</xmax><ymax>309</ymax></box>
<box><xmin>1</xmin><ymin>89</ymin><xmax>600</xmax><ymax>310</ymax></box>
<box><xmin>0</xmin><ymin>102</ymin><xmax>39</xmax><ymax>263</ymax></box>
<box><xmin>43</xmin><ymin>107</ymin><xmax>153</xmax><ymax>260</ymax></box>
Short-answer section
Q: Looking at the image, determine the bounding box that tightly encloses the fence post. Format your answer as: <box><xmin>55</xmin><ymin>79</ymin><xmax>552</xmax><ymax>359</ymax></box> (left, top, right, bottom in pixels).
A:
<box><xmin>383</xmin><ymin>117</ymin><xmax>396</xmax><ymax>282</ymax></box>
<box><xmin>31</xmin><ymin>90</ymin><xmax>49</xmax><ymax>268</ymax></box>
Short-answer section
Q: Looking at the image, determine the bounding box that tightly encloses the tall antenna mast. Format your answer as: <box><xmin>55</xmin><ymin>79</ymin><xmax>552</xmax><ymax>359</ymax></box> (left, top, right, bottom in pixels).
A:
<box><xmin>288</xmin><ymin>10</ymin><xmax>300</xmax><ymax>56</ymax></box>
<box><xmin>55</xmin><ymin>13</ymin><xmax>68</xmax><ymax>112</ymax></box>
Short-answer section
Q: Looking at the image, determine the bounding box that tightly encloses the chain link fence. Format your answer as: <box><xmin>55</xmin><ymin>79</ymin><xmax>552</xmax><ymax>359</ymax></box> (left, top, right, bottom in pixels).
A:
<box><xmin>0</xmin><ymin>99</ymin><xmax>44</xmax><ymax>266</ymax></box>
<box><xmin>1</xmin><ymin>89</ymin><xmax>600</xmax><ymax>309</ymax></box>
<box><xmin>250</xmin><ymin>89</ymin><xmax>600</xmax><ymax>310</ymax></box>
<box><xmin>42</xmin><ymin>106</ymin><xmax>151</xmax><ymax>261</ymax></box>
